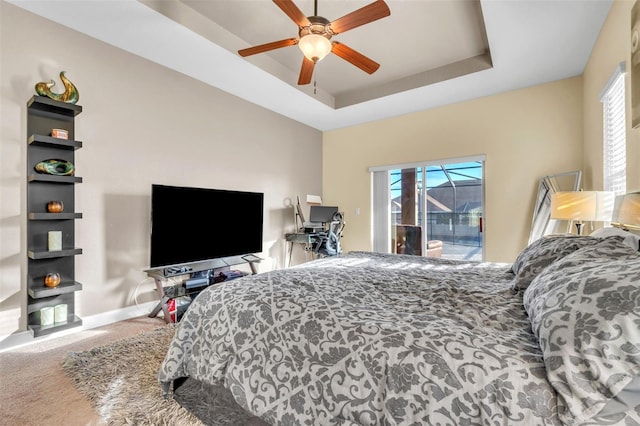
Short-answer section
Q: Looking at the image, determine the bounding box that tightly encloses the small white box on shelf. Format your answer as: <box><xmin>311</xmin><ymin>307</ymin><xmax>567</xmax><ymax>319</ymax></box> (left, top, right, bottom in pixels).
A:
<box><xmin>40</xmin><ymin>307</ymin><xmax>54</xmax><ymax>327</ymax></box>
<box><xmin>54</xmin><ymin>304</ymin><xmax>68</xmax><ymax>323</ymax></box>
<box><xmin>48</xmin><ymin>231</ymin><xmax>62</xmax><ymax>251</ymax></box>
<box><xmin>51</xmin><ymin>128</ymin><xmax>68</xmax><ymax>139</ymax></box>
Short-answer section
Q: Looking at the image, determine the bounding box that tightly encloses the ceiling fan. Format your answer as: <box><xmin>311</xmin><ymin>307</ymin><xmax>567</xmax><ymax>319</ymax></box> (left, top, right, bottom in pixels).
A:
<box><xmin>238</xmin><ymin>0</ymin><xmax>391</xmax><ymax>85</ymax></box>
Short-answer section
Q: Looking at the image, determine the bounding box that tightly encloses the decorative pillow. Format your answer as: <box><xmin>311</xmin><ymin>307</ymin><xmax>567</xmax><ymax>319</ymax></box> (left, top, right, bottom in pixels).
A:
<box><xmin>523</xmin><ymin>236</ymin><xmax>639</xmax><ymax>302</ymax></box>
<box><xmin>523</xmin><ymin>237</ymin><xmax>640</xmax><ymax>425</ymax></box>
<box><xmin>511</xmin><ymin>234</ymin><xmax>598</xmax><ymax>292</ymax></box>
<box><xmin>590</xmin><ymin>227</ymin><xmax>640</xmax><ymax>252</ymax></box>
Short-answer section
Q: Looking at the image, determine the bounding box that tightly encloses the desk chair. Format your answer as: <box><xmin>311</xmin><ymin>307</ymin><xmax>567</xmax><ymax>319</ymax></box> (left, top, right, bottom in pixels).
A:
<box><xmin>316</xmin><ymin>217</ymin><xmax>345</xmax><ymax>257</ymax></box>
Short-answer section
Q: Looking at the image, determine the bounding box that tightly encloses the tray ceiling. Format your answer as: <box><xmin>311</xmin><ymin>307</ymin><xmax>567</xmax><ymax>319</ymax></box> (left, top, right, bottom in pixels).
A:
<box><xmin>177</xmin><ymin>0</ymin><xmax>492</xmax><ymax>109</ymax></box>
<box><xmin>8</xmin><ymin>0</ymin><xmax>613</xmax><ymax>131</ymax></box>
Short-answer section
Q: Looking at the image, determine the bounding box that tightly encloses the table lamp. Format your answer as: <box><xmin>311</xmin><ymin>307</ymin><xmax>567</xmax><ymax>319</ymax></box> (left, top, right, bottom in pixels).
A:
<box><xmin>550</xmin><ymin>191</ymin><xmax>615</xmax><ymax>235</ymax></box>
<box><xmin>611</xmin><ymin>192</ymin><xmax>640</xmax><ymax>230</ymax></box>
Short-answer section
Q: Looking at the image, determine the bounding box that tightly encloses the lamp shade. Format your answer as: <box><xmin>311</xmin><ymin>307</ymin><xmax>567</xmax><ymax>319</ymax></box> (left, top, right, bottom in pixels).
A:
<box><xmin>550</xmin><ymin>191</ymin><xmax>615</xmax><ymax>221</ymax></box>
<box><xmin>298</xmin><ymin>34</ymin><xmax>332</xmax><ymax>62</ymax></box>
<box><xmin>611</xmin><ymin>192</ymin><xmax>640</xmax><ymax>230</ymax></box>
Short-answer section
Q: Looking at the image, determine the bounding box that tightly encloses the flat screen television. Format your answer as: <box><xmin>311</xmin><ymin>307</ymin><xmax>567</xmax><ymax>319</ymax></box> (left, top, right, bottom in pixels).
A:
<box><xmin>150</xmin><ymin>184</ymin><xmax>264</xmax><ymax>268</ymax></box>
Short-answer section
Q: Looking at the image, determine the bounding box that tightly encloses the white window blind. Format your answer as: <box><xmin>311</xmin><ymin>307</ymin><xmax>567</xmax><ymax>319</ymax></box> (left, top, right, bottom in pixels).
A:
<box><xmin>600</xmin><ymin>62</ymin><xmax>627</xmax><ymax>195</ymax></box>
<box><xmin>371</xmin><ymin>170</ymin><xmax>390</xmax><ymax>253</ymax></box>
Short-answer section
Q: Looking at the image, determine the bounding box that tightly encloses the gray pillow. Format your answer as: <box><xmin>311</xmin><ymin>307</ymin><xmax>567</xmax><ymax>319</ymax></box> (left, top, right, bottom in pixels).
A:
<box><xmin>590</xmin><ymin>227</ymin><xmax>640</xmax><ymax>251</ymax></box>
<box><xmin>523</xmin><ymin>237</ymin><xmax>640</xmax><ymax>424</ymax></box>
<box><xmin>511</xmin><ymin>234</ymin><xmax>598</xmax><ymax>292</ymax></box>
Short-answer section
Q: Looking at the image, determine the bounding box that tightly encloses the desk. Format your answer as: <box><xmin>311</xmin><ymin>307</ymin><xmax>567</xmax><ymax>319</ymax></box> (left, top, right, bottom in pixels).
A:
<box><xmin>285</xmin><ymin>232</ymin><xmax>325</xmax><ymax>266</ymax></box>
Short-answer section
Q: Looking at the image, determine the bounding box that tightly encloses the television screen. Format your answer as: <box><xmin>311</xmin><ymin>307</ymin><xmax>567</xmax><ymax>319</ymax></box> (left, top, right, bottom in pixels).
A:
<box><xmin>150</xmin><ymin>184</ymin><xmax>264</xmax><ymax>268</ymax></box>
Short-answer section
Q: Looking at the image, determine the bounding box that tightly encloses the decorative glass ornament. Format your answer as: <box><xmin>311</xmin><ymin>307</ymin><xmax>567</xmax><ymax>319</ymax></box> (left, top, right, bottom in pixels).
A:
<box><xmin>47</xmin><ymin>201</ymin><xmax>64</xmax><ymax>213</ymax></box>
<box><xmin>44</xmin><ymin>272</ymin><xmax>61</xmax><ymax>287</ymax></box>
<box><xmin>35</xmin><ymin>159</ymin><xmax>74</xmax><ymax>176</ymax></box>
<box><xmin>34</xmin><ymin>71</ymin><xmax>79</xmax><ymax>104</ymax></box>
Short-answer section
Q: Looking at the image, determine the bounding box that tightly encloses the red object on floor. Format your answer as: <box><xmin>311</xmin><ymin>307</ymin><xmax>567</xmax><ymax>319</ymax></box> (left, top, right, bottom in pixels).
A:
<box><xmin>167</xmin><ymin>299</ymin><xmax>176</xmax><ymax>323</ymax></box>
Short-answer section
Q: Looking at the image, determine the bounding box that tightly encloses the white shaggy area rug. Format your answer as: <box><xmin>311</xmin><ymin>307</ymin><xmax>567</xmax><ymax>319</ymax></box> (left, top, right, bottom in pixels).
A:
<box><xmin>61</xmin><ymin>324</ymin><xmax>267</xmax><ymax>425</ymax></box>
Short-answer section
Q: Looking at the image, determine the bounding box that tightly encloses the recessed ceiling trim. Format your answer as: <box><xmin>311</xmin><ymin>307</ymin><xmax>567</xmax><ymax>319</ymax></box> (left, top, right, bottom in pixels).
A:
<box><xmin>336</xmin><ymin>51</ymin><xmax>493</xmax><ymax>109</ymax></box>
<box><xmin>142</xmin><ymin>0</ymin><xmax>337</xmax><ymax>108</ymax></box>
<box><xmin>176</xmin><ymin>0</ymin><xmax>491</xmax><ymax>106</ymax></box>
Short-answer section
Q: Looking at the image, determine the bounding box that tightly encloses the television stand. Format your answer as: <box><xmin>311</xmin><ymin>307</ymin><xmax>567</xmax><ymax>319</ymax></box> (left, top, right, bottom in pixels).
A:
<box><xmin>243</xmin><ymin>254</ymin><xmax>260</xmax><ymax>274</ymax></box>
<box><xmin>145</xmin><ymin>254</ymin><xmax>261</xmax><ymax>323</ymax></box>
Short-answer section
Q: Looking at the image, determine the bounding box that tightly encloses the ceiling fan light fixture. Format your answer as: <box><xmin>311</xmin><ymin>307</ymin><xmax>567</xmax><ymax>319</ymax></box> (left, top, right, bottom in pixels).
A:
<box><xmin>238</xmin><ymin>0</ymin><xmax>390</xmax><ymax>85</ymax></box>
<box><xmin>298</xmin><ymin>33</ymin><xmax>332</xmax><ymax>62</ymax></box>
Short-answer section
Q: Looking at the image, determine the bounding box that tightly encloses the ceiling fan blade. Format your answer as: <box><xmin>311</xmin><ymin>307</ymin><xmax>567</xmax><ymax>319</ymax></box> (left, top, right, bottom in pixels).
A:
<box><xmin>298</xmin><ymin>57</ymin><xmax>315</xmax><ymax>85</ymax></box>
<box><xmin>273</xmin><ymin>0</ymin><xmax>310</xmax><ymax>27</ymax></box>
<box><xmin>238</xmin><ymin>38</ymin><xmax>297</xmax><ymax>57</ymax></box>
<box><xmin>331</xmin><ymin>42</ymin><xmax>380</xmax><ymax>74</ymax></box>
<box><xmin>329</xmin><ymin>0</ymin><xmax>390</xmax><ymax>35</ymax></box>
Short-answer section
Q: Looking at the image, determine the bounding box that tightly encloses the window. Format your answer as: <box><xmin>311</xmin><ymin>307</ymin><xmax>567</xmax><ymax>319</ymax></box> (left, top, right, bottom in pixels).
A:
<box><xmin>601</xmin><ymin>62</ymin><xmax>627</xmax><ymax>194</ymax></box>
<box><xmin>370</xmin><ymin>156</ymin><xmax>485</xmax><ymax>261</ymax></box>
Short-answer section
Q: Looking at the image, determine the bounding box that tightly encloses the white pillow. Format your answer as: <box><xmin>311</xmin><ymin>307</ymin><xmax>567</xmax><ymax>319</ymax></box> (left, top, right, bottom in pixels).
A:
<box><xmin>589</xmin><ymin>227</ymin><xmax>640</xmax><ymax>251</ymax></box>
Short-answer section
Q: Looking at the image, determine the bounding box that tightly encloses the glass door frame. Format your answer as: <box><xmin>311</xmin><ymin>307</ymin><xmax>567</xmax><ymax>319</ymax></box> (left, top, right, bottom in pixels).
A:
<box><xmin>370</xmin><ymin>155</ymin><xmax>486</xmax><ymax>261</ymax></box>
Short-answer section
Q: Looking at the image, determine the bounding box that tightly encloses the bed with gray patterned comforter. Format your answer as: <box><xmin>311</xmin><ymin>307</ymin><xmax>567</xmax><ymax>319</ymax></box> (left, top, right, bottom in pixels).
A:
<box><xmin>159</xmin><ymin>235</ymin><xmax>640</xmax><ymax>426</ymax></box>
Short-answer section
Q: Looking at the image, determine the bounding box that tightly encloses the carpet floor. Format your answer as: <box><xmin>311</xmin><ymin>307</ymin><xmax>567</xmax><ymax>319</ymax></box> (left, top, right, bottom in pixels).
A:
<box><xmin>0</xmin><ymin>316</ymin><xmax>269</xmax><ymax>426</ymax></box>
<box><xmin>60</xmin><ymin>322</ymin><xmax>267</xmax><ymax>425</ymax></box>
<box><xmin>0</xmin><ymin>316</ymin><xmax>164</xmax><ymax>425</ymax></box>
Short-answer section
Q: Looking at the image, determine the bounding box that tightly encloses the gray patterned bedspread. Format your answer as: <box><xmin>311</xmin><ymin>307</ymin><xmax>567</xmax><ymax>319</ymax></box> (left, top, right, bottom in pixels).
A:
<box><xmin>158</xmin><ymin>252</ymin><xmax>561</xmax><ymax>425</ymax></box>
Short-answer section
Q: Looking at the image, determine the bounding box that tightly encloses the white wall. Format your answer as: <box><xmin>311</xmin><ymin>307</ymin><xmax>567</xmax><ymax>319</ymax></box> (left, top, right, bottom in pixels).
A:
<box><xmin>0</xmin><ymin>2</ymin><xmax>322</xmax><ymax>337</ymax></box>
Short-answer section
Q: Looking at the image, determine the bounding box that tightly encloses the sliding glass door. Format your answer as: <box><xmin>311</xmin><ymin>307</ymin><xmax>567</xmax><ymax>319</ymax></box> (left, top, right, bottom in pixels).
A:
<box><xmin>373</xmin><ymin>157</ymin><xmax>484</xmax><ymax>261</ymax></box>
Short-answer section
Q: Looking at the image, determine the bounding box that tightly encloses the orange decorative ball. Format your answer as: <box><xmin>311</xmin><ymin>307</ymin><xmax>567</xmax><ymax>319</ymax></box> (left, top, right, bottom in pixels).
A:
<box><xmin>47</xmin><ymin>201</ymin><xmax>64</xmax><ymax>213</ymax></box>
<box><xmin>44</xmin><ymin>273</ymin><xmax>61</xmax><ymax>287</ymax></box>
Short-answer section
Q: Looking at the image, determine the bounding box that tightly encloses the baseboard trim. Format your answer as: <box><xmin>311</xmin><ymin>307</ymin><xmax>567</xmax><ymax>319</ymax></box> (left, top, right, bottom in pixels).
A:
<box><xmin>0</xmin><ymin>301</ymin><xmax>160</xmax><ymax>352</ymax></box>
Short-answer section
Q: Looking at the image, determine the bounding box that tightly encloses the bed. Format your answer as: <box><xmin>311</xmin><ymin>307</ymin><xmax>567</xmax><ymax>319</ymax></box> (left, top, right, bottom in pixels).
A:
<box><xmin>158</xmin><ymin>229</ymin><xmax>640</xmax><ymax>425</ymax></box>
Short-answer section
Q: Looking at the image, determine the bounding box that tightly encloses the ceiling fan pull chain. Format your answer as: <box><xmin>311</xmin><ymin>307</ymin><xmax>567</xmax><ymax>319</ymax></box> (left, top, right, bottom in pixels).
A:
<box><xmin>314</xmin><ymin>80</ymin><xmax>317</xmax><ymax>95</ymax></box>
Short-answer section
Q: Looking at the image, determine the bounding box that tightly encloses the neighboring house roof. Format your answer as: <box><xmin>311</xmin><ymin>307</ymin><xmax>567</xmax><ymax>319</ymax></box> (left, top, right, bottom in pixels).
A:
<box><xmin>427</xmin><ymin>179</ymin><xmax>482</xmax><ymax>212</ymax></box>
<box><xmin>392</xmin><ymin>179</ymin><xmax>482</xmax><ymax>213</ymax></box>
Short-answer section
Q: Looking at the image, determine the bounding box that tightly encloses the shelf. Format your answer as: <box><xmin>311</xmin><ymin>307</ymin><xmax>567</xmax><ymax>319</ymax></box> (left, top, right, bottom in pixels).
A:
<box><xmin>28</xmin><ymin>248</ymin><xmax>83</xmax><ymax>259</ymax></box>
<box><xmin>29</xmin><ymin>212</ymin><xmax>83</xmax><ymax>220</ymax></box>
<box><xmin>27</xmin><ymin>95</ymin><xmax>82</xmax><ymax>117</ymax></box>
<box><xmin>28</xmin><ymin>174</ymin><xmax>82</xmax><ymax>184</ymax></box>
<box><xmin>27</xmin><ymin>94</ymin><xmax>83</xmax><ymax>339</ymax></box>
<box><xmin>27</xmin><ymin>295</ymin><xmax>71</xmax><ymax>314</ymax></box>
<box><xmin>28</xmin><ymin>281</ymin><xmax>83</xmax><ymax>299</ymax></box>
<box><xmin>29</xmin><ymin>314</ymin><xmax>83</xmax><ymax>338</ymax></box>
<box><xmin>28</xmin><ymin>134</ymin><xmax>82</xmax><ymax>150</ymax></box>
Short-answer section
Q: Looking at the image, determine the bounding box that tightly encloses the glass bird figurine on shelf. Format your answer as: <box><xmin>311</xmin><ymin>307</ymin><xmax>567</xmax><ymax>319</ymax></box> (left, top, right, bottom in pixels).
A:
<box><xmin>34</xmin><ymin>71</ymin><xmax>79</xmax><ymax>104</ymax></box>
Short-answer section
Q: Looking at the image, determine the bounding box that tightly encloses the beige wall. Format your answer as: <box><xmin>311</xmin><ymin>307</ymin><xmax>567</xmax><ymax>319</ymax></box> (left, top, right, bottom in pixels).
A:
<box><xmin>323</xmin><ymin>77</ymin><xmax>584</xmax><ymax>263</ymax></box>
<box><xmin>0</xmin><ymin>3</ymin><xmax>322</xmax><ymax>335</ymax></box>
<box><xmin>323</xmin><ymin>1</ymin><xmax>640</xmax><ymax>263</ymax></box>
<box><xmin>583</xmin><ymin>0</ymin><xmax>640</xmax><ymax>192</ymax></box>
